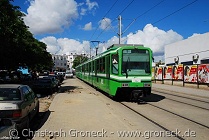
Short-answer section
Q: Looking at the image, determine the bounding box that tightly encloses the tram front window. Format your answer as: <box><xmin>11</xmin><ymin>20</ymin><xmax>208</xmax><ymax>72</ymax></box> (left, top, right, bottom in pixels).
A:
<box><xmin>112</xmin><ymin>54</ymin><xmax>119</xmax><ymax>74</ymax></box>
<box><xmin>122</xmin><ymin>49</ymin><xmax>150</xmax><ymax>76</ymax></box>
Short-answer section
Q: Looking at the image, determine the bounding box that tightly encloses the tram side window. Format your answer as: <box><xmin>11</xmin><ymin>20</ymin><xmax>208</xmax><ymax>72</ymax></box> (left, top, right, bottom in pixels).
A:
<box><xmin>99</xmin><ymin>57</ymin><xmax>105</xmax><ymax>73</ymax></box>
<box><xmin>84</xmin><ymin>64</ymin><xmax>86</xmax><ymax>73</ymax></box>
<box><xmin>86</xmin><ymin>63</ymin><xmax>89</xmax><ymax>73</ymax></box>
<box><xmin>96</xmin><ymin>59</ymin><xmax>99</xmax><ymax>73</ymax></box>
<box><xmin>89</xmin><ymin>62</ymin><xmax>92</xmax><ymax>73</ymax></box>
<box><xmin>82</xmin><ymin>65</ymin><xmax>84</xmax><ymax>72</ymax></box>
<box><xmin>92</xmin><ymin>61</ymin><xmax>96</xmax><ymax>73</ymax></box>
<box><xmin>102</xmin><ymin>57</ymin><xmax>105</xmax><ymax>73</ymax></box>
<box><xmin>112</xmin><ymin>54</ymin><xmax>118</xmax><ymax>74</ymax></box>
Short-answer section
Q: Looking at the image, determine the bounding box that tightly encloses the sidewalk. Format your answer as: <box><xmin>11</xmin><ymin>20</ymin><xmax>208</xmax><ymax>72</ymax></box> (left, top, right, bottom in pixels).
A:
<box><xmin>33</xmin><ymin>78</ymin><xmax>177</xmax><ymax>140</ymax></box>
<box><xmin>152</xmin><ymin>83</ymin><xmax>209</xmax><ymax>98</ymax></box>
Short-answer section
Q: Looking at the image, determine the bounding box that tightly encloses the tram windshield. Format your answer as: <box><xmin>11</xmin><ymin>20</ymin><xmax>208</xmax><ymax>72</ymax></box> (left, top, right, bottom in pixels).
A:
<box><xmin>122</xmin><ymin>49</ymin><xmax>150</xmax><ymax>76</ymax></box>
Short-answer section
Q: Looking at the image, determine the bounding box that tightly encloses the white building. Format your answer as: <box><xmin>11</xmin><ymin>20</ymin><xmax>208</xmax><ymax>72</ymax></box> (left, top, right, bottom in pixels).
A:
<box><xmin>52</xmin><ymin>54</ymin><xmax>68</xmax><ymax>71</ymax></box>
<box><xmin>66</xmin><ymin>53</ymin><xmax>80</xmax><ymax>70</ymax></box>
<box><xmin>52</xmin><ymin>53</ymin><xmax>81</xmax><ymax>71</ymax></box>
<box><xmin>165</xmin><ymin>32</ymin><xmax>209</xmax><ymax>65</ymax></box>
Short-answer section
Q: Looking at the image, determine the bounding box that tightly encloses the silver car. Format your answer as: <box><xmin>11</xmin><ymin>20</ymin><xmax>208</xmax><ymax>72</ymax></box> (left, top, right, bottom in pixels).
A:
<box><xmin>0</xmin><ymin>84</ymin><xmax>39</xmax><ymax>130</ymax></box>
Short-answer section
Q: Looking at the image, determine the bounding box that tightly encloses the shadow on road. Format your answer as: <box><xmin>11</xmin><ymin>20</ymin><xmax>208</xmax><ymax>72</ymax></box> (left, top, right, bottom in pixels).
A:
<box><xmin>140</xmin><ymin>93</ymin><xmax>165</xmax><ymax>102</ymax></box>
<box><xmin>18</xmin><ymin>110</ymin><xmax>52</xmax><ymax>140</ymax></box>
<box><xmin>58</xmin><ymin>85</ymin><xmax>78</xmax><ymax>93</ymax></box>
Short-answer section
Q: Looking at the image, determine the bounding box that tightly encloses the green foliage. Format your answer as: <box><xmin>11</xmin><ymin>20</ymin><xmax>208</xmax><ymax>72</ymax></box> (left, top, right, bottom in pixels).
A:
<box><xmin>72</xmin><ymin>55</ymin><xmax>88</xmax><ymax>68</ymax></box>
<box><xmin>0</xmin><ymin>0</ymin><xmax>53</xmax><ymax>71</ymax></box>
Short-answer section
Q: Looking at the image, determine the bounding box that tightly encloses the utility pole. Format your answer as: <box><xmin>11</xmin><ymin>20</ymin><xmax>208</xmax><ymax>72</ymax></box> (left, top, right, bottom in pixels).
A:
<box><xmin>90</xmin><ymin>47</ymin><xmax>91</xmax><ymax>59</ymax></box>
<box><xmin>96</xmin><ymin>47</ymin><xmax>99</xmax><ymax>56</ymax></box>
<box><xmin>91</xmin><ymin>41</ymin><xmax>100</xmax><ymax>56</ymax></box>
<box><xmin>118</xmin><ymin>15</ymin><xmax>122</xmax><ymax>44</ymax></box>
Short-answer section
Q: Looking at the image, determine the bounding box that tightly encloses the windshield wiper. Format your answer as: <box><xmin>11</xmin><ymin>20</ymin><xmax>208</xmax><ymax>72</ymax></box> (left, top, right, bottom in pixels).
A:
<box><xmin>123</xmin><ymin>57</ymin><xmax>130</xmax><ymax>78</ymax></box>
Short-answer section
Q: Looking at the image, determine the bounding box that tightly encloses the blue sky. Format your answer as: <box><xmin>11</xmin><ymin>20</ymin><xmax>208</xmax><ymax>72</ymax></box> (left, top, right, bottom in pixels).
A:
<box><xmin>12</xmin><ymin>0</ymin><xmax>209</xmax><ymax>62</ymax></box>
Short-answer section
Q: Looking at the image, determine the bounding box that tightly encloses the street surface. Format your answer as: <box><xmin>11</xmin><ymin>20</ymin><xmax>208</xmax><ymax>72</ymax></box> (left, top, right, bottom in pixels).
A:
<box><xmin>30</xmin><ymin>78</ymin><xmax>209</xmax><ymax>140</ymax></box>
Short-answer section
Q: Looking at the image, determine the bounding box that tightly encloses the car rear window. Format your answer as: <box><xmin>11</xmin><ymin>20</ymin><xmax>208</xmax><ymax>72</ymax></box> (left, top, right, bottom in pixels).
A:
<box><xmin>0</xmin><ymin>88</ymin><xmax>21</xmax><ymax>101</ymax></box>
<box><xmin>38</xmin><ymin>78</ymin><xmax>52</xmax><ymax>83</ymax></box>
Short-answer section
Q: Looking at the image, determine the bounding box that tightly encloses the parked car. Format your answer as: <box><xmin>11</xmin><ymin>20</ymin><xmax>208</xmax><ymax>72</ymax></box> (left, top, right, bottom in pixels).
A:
<box><xmin>47</xmin><ymin>74</ymin><xmax>61</xmax><ymax>86</ymax></box>
<box><xmin>56</xmin><ymin>72</ymin><xmax>65</xmax><ymax>83</ymax></box>
<box><xmin>65</xmin><ymin>71</ymin><xmax>73</xmax><ymax>78</ymax></box>
<box><xmin>0</xmin><ymin>118</ymin><xmax>16</xmax><ymax>139</ymax></box>
<box><xmin>57</xmin><ymin>72</ymin><xmax>65</xmax><ymax>75</ymax></box>
<box><xmin>0</xmin><ymin>84</ymin><xmax>39</xmax><ymax>130</ymax></box>
<box><xmin>32</xmin><ymin>77</ymin><xmax>58</xmax><ymax>94</ymax></box>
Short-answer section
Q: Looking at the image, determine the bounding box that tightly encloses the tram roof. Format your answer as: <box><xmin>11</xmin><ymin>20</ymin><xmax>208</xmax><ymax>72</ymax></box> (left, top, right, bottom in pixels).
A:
<box><xmin>107</xmin><ymin>44</ymin><xmax>144</xmax><ymax>50</ymax></box>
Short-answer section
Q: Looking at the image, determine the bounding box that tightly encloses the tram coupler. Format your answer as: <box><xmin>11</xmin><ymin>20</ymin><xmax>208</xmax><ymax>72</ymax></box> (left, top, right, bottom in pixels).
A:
<box><xmin>131</xmin><ymin>90</ymin><xmax>143</xmax><ymax>101</ymax></box>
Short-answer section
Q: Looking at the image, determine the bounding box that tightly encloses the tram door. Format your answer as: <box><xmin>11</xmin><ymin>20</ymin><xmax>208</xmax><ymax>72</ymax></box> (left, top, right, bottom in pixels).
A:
<box><xmin>105</xmin><ymin>55</ymin><xmax>110</xmax><ymax>92</ymax></box>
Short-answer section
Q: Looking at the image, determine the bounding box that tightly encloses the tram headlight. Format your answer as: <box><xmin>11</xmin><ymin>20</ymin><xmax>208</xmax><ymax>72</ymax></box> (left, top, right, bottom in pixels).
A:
<box><xmin>144</xmin><ymin>83</ymin><xmax>151</xmax><ymax>87</ymax></box>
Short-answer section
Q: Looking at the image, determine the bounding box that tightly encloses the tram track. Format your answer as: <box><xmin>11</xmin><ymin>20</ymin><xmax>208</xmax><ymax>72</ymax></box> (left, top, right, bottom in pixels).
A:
<box><xmin>120</xmin><ymin>87</ymin><xmax>209</xmax><ymax>139</ymax></box>
<box><xmin>137</xmin><ymin>99</ymin><xmax>209</xmax><ymax>129</ymax></box>
<box><xmin>159</xmin><ymin>96</ymin><xmax>209</xmax><ymax>111</ymax></box>
<box><xmin>120</xmin><ymin>94</ymin><xmax>209</xmax><ymax>140</ymax></box>
<box><xmin>120</xmin><ymin>102</ymin><xmax>185</xmax><ymax>140</ymax></box>
<box><xmin>152</xmin><ymin>89</ymin><xmax>209</xmax><ymax>104</ymax></box>
<box><xmin>151</xmin><ymin>91</ymin><xmax>209</xmax><ymax>111</ymax></box>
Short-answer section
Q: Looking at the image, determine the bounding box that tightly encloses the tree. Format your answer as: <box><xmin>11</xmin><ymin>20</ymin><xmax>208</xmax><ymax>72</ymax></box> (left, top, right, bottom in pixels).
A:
<box><xmin>0</xmin><ymin>0</ymin><xmax>53</xmax><ymax>71</ymax></box>
<box><xmin>72</xmin><ymin>55</ymin><xmax>88</xmax><ymax>68</ymax></box>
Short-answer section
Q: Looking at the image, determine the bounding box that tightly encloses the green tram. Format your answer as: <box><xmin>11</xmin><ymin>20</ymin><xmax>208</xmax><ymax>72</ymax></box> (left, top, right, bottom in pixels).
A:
<box><xmin>75</xmin><ymin>44</ymin><xmax>153</xmax><ymax>100</ymax></box>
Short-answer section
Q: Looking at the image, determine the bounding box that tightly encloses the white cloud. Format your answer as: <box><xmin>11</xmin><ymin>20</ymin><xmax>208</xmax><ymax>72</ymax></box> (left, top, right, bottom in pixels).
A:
<box><xmin>83</xmin><ymin>22</ymin><xmax>92</xmax><ymax>30</ymax></box>
<box><xmin>40</xmin><ymin>36</ymin><xmax>60</xmax><ymax>54</ymax></box>
<box><xmin>24</xmin><ymin>0</ymin><xmax>78</xmax><ymax>35</ymax></box>
<box><xmin>40</xmin><ymin>37</ymin><xmax>90</xmax><ymax>55</ymax></box>
<box><xmin>24</xmin><ymin>0</ymin><xmax>99</xmax><ymax>35</ymax></box>
<box><xmin>126</xmin><ymin>24</ymin><xmax>183</xmax><ymax>62</ymax></box>
<box><xmin>41</xmin><ymin>24</ymin><xmax>183</xmax><ymax>63</ymax></box>
<box><xmin>99</xmin><ymin>18</ymin><xmax>112</xmax><ymax>30</ymax></box>
<box><xmin>188</xmin><ymin>33</ymin><xmax>201</xmax><ymax>39</ymax></box>
<box><xmin>80</xmin><ymin>8</ymin><xmax>87</xmax><ymax>16</ymax></box>
<box><xmin>78</xmin><ymin>0</ymin><xmax>98</xmax><ymax>16</ymax></box>
<box><xmin>86</xmin><ymin>0</ymin><xmax>98</xmax><ymax>10</ymax></box>
<box><xmin>94</xmin><ymin>36</ymin><xmax>126</xmax><ymax>55</ymax></box>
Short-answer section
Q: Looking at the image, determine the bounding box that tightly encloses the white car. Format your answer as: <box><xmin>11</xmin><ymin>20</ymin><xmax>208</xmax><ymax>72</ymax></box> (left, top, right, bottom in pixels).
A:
<box><xmin>65</xmin><ymin>72</ymin><xmax>73</xmax><ymax>78</ymax></box>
